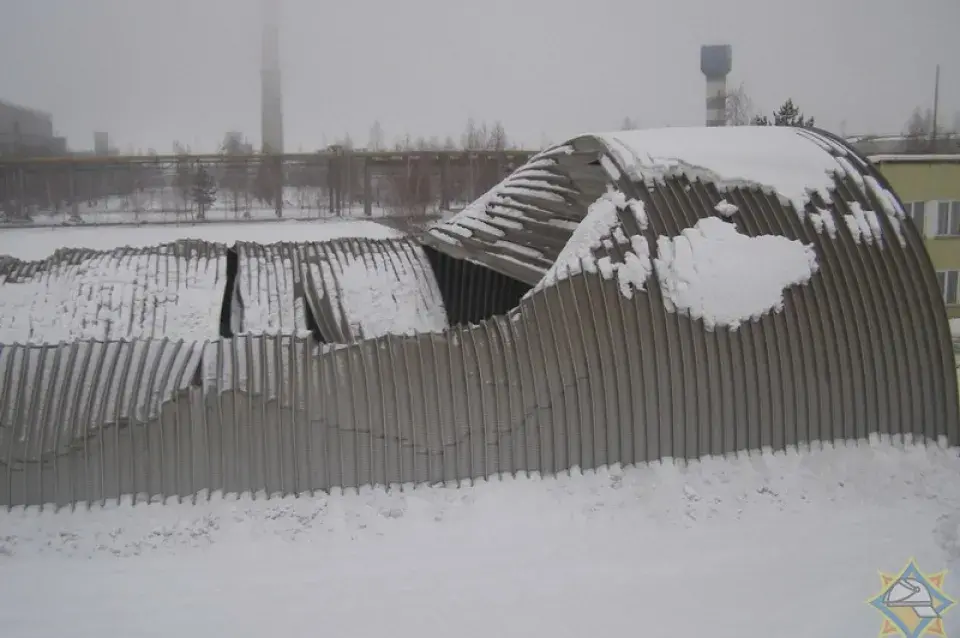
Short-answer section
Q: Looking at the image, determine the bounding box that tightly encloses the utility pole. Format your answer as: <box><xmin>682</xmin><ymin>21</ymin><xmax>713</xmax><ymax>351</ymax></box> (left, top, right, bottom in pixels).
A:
<box><xmin>932</xmin><ymin>64</ymin><xmax>940</xmax><ymax>145</ymax></box>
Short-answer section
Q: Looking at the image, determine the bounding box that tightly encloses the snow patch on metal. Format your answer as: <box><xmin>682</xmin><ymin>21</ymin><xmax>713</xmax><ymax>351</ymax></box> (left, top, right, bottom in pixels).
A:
<box><xmin>653</xmin><ymin>217</ymin><xmax>819</xmax><ymax>331</ymax></box>
<box><xmin>531</xmin><ymin>189</ymin><xmax>652</xmax><ymax>299</ymax></box>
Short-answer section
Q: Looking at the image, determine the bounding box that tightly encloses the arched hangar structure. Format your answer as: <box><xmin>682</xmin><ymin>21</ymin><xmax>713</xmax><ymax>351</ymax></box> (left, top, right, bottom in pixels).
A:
<box><xmin>0</xmin><ymin>126</ymin><xmax>955</xmax><ymax>508</ymax></box>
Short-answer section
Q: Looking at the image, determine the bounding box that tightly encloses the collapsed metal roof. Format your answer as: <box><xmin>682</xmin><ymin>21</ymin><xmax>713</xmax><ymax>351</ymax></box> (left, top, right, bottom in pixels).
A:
<box><xmin>0</xmin><ymin>126</ymin><xmax>956</xmax><ymax>509</ymax></box>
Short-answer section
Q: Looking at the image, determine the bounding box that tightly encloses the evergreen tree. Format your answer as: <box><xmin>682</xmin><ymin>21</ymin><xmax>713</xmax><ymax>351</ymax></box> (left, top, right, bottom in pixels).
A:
<box><xmin>220</xmin><ymin>132</ymin><xmax>251</xmax><ymax>216</ymax></box>
<box><xmin>191</xmin><ymin>165</ymin><xmax>217</xmax><ymax>220</ymax></box>
<box><xmin>752</xmin><ymin>98</ymin><xmax>815</xmax><ymax>128</ymax></box>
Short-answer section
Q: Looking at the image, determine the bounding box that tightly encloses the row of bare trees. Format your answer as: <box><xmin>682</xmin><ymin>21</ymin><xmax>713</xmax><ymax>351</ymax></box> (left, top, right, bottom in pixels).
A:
<box><xmin>362</xmin><ymin>118</ymin><xmax>515</xmax><ymax>152</ymax></box>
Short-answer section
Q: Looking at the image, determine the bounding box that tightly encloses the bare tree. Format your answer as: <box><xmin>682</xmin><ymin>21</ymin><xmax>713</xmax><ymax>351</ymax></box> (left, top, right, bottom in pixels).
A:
<box><xmin>394</xmin><ymin>133</ymin><xmax>413</xmax><ymax>151</ymax></box>
<box><xmin>903</xmin><ymin>107</ymin><xmax>935</xmax><ymax>152</ymax></box>
<box><xmin>620</xmin><ymin>116</ymin><xmax>638</xmax><ymax>130</ymax></box>
<box><xmin>367</xmin><ymin>121</ymin><xmax>386</xmax><ymax>151</ymax></box>
<box><xmin>487</xmin><ymin>121</ymin><xmax>508</xmax><ymax>150</ymax></box>
<box><xmin>461</xmin><ymin>118</ymin><xmax>489</xmax><ymax>151</ymax></box>
<box><xmin>220</xmin><ymin>131</ymin><xmax>251</xmax><ymax>217</ymax></box>
<box><xmin>905</xmin><ymin>107</ymin><xmax>934</xmax><ymax>137</ymax></box>
<box><xmin>724</xmin><ymin>83</ymin><xmax>755</xmax><ymax>126</ymax></box>
<box><xmin>172</xmin><ymin>141</ymin><xmax>193</xmax><ymax>215</ymax></box>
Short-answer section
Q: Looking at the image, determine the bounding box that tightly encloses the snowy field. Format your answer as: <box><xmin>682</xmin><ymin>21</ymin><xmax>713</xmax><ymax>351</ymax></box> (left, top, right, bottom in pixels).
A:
<box><xmin>0</xmin><ymin>440</ymin><xmax>958</xmax><ymax>637</ymax></box>
<box><xmin>0</xmin><ymin>218</ymin><xmax>402</xmax><ymax>261</ymax></box>
<box><xmin>10</xmin><ymin>187</ymin><xmax>468</xmax><ymax>228</ymax></box>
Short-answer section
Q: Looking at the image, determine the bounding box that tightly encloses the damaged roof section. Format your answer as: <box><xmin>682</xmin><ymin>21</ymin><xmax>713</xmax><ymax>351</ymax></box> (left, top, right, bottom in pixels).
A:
<box><xmin>233</xmin><ymin>237</ymin><xmax>447</xmax><ymax>343</ymax></box>
<box><xmin>424</xmin><ymin>126</ymin><xmax>913</xmax><ymax>294</ymax></box>
<box><xmin>422</xmin><ymin>139</ymin><xmax>615</xmax><ymax>285</ymax></box>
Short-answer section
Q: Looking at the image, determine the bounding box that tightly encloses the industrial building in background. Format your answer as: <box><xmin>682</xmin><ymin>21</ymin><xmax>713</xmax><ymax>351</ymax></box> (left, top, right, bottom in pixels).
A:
<box><xmin>700</xmin><ymin>45</ymin><xmax>732</xmax><ymax>127</ymax></box>
<box><xmin>260</xmin><ymin>0</ymin><xmax>284</xmax><ymax>154</ymax></box>
<box><xmin>869</xmin><ymin>153</ymin><xmax>960</xmax><ymax>319</ymax></box>
<box><xmin>0</xmin><ymin>100</ymin><xmax>66</xmax><ymax>157</ymax></box>
<box><xmin>93</xmin><ymin>131</ymin><xmax>110</xmax><ymax>156</ymax></box>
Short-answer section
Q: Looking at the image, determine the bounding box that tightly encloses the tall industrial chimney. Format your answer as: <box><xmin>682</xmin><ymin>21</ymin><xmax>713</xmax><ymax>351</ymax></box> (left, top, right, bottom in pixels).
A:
<box><xmin>261</xmin><ymin>0</ymin><xmax>284</xmax><ymax>154</ymax></box>
<box><xmin>700</xmin><ymin>45</ymin><xmax>732</xmax><ymax>127</ymax></box>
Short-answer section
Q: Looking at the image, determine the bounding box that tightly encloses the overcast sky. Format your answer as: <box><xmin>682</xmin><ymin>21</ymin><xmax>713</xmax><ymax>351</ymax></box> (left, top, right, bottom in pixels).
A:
<box><xmin>1</xmin><ymin>0</ymin><xmax>957</xmax><ymax>153</ymax></box>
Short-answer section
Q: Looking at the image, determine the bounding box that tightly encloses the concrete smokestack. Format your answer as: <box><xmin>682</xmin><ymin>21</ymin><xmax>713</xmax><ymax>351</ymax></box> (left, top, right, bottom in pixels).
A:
<box><xmin>700</xmin><ymin>45</ymin><xmax>732</xmax><ymax>127</ymax></box>
<box><xmin>261</xmin><ymin>0</ymin><xmax>284</xmax><ymax>154</ymax></box>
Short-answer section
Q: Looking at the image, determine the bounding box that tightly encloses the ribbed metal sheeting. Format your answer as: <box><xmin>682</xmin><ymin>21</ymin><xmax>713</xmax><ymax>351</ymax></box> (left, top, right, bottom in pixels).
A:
<box><xmin>4</xmin><ymin>223</ymin><xmax>955</xmax><ymax>508</ymax></box>
<box><xmin>234</xmin><ymin>237</ymin><xmax>447</xmax><ymax>342</ymax></box>
<box><xmin>0</xmin><ymin>339</ymin><xmax>204</xmax><ymax>507</ymax></box>
<box><xmin>0</xmin><ymin>241</ymin><xmax>227</xmax><ymax>343</ymax></box>
<box><xmin>0</xmin><ymin>128</ymin><xmax>957</xmax><ymax>509</ymax></box>
<box><xmin>591</xmin><ymin>127</ymin><xmax>958</xmax><ymax>453</ymax></box>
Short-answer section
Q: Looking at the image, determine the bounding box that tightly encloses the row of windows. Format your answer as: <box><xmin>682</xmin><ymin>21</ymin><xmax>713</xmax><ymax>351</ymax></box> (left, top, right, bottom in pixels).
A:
<box><xmin>937</xmin><ymin>270</ymin><xmax>959</xmax><ymax>305</ymax></box>
<box><xmin>904</xmin><ymin>201</ymin><xmax>960</xmax><ymax>237</ymax></box>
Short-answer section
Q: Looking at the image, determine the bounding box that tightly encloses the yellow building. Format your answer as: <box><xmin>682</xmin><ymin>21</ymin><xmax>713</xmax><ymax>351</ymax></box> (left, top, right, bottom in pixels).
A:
<box><xmin>869</xmin><ymin>154</ymin><xmax>960</xmax><ymax>318</ymax></box>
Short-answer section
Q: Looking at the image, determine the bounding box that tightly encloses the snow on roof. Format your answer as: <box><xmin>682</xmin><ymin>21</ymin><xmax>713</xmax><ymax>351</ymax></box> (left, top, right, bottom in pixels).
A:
<box><xmin>234</xmin><ymin>237</ymin><xmax>447</xmax><ymax>345</ymax></box>
<box><xmin>598</xmin><ymin>126</ymin><xmax>843</xmax><ymax>214</ymax></box>
<box><xmin>0</xmin><ymin>220</ymin><xmax>403</xmax><ymax>262</ymax></box>
<box><xmin>302</xmin><ymin>238</ymin><xmax>448</xmax><ymax>341</ymax></box>
<box><xmin>530</xmin><ymin>188</ymin><xmax>650</xmax><ymax>300</ymax></box>
<box><xmin>0</xmin><ymin>242</ymin><xmax>227</xmax><ymax>344</ymax></box>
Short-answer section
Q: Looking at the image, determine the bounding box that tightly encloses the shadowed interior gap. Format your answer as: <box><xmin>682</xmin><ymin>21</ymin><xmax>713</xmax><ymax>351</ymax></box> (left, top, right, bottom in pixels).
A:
<box><xmin>421</xmin><ymin>244</ymin><xmax>532</xmax><ymax>326</ymax></box>
<box><xmin>218</xmin><ymin>247</ymin><xmax>239</xmax><ymax>338</ymax></box>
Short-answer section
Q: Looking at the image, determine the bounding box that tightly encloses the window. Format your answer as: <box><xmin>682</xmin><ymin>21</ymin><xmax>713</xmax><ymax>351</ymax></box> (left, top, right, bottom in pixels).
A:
<box><xmin>936</xmin><ymin>270</ymin><xmax>959</xmax><ymax>305</ymax></box>
<box><xmin>935</xmin><ymin>201</ymin><xmax>960</xmax><ymax>237</ymax></box>
<box><xmin>904</xmin><ymin>202</ymin><xmax>925</xmax><ymax>231</ymax></box>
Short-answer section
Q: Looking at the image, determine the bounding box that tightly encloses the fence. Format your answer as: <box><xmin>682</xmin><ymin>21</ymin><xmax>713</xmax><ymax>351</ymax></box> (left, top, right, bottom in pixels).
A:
<box><xmin>0</xmin><ymin>150</ymin><xmax>536</xmax><ymax>225</ymax></box>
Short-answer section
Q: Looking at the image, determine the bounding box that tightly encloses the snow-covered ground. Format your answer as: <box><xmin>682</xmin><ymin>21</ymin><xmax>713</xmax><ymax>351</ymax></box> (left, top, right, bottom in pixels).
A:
<box><xmin>14</xmin><ymin>187</ymin><xmax>467</xmax><ymax>228</ymax></box>
<box><xmin>0</xmin><ymin>439</ymin><xmax>958</xmax><ymax>637</ymax></box>
<box><xmin>0</xmin><ymin>219</ymin><xmax>402</xmax><ymax>261</ymax></box>
<box><xmin>19</xmin><ymin>187</ymin><xmax>390</xmax><ymax>227</ymax></box>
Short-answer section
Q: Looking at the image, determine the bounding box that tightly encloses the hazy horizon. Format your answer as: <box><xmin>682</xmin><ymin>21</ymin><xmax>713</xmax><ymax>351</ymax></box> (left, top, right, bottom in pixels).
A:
<box><xmin>1</xmin><ymin>0</ymin><xmax>958</xmax><ymax>153</ymax></box>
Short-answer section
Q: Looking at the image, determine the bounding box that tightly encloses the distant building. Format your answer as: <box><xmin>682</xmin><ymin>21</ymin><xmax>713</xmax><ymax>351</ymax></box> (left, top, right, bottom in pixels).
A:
<box><xmin>0</xmin><ymin>99</ymin><xmax>66</xmax><ymax>157</ymax></box>
<box><xmin>222</xmin><ymin>131</ymin><xmax>254</xmax><ymax>155</ymax></box>
<box><xmin>870</xmin><ymin>154</ymin><xmax>960</xmax><ymax>318</ymax></box>
<box><xmin>94</xmin><ymin>132</ymin><xmax>109</xmax><ymax>156</ymax></box>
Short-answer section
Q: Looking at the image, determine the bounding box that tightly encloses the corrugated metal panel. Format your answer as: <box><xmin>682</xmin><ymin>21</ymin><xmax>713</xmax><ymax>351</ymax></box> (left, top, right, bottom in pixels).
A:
<box><xmin>0</xmin><ymin>241</ymin><xmax>227</xmax><ymax>343</ymax></box>
<box><xmin>300</xmin><ymin>237</ymin><xmax>447</xmax><ymax>342</ymax></box>
<box><xmin>235</xmin><ymin>237</ymin><xmax>447</xmax><ymax>343</ymax></box>
<box><xmin>0</xmin><ymin>127</ymin><xmax>955</xmax><ymax>510</ymax></box>
<box><xmin>233</xmin><ymin>242</ymin><xmax>309</xmax><ymax>335</ymax></box>
<box><xmin>3</xmin><ymin>244</ymin><xmax>954</xmax><ymax>507</ymax></box>
<box><xmin>0</xmin><ymin>338</ymin><xmax>203</xmax><ymax>507</ymax></box>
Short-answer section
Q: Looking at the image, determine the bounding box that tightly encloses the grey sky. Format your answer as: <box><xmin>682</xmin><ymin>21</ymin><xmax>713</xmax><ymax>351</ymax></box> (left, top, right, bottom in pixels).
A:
<box><xmin>1</xmin><ymin>0</ymin><xmax>957</xmax><ymax>153</ymax></box>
